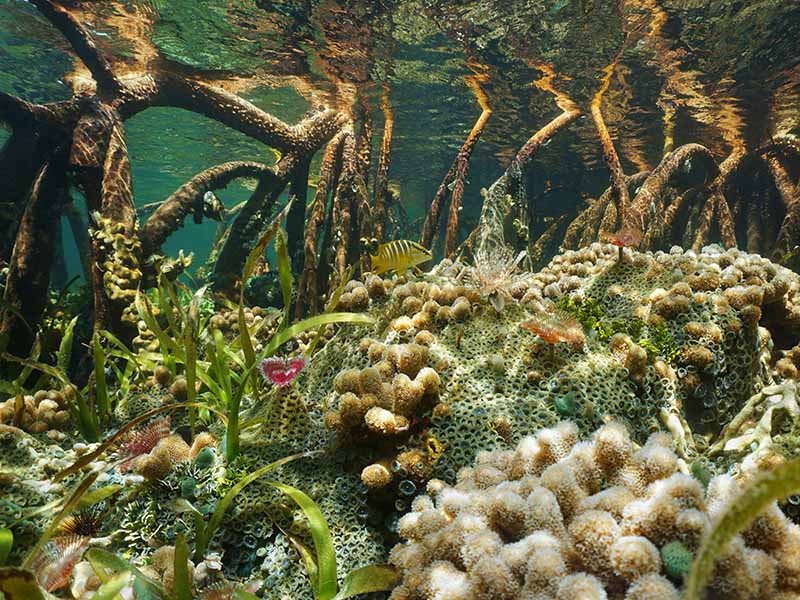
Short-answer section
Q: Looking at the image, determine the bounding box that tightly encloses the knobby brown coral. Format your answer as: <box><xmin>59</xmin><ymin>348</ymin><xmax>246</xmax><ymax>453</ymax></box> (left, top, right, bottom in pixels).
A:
<box><xmin>388</xmin><ymin>421</ymin><xmax>800</xmax><ymax>600</ymax></box>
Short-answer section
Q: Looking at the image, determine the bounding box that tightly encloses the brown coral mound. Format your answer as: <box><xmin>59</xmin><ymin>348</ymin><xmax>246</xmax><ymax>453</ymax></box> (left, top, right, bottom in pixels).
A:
<box><xmin>388</xmin><ymin>421</ymin><xmax>800</xmax><ymax>600</ymax></box>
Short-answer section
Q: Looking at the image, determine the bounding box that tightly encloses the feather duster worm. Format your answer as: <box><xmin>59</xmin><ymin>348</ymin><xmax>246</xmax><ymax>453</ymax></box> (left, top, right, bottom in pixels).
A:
<box><xmin>260</xmin><ymin>356</ymin><xmax>307</xmax><ymax>387</ymax></box>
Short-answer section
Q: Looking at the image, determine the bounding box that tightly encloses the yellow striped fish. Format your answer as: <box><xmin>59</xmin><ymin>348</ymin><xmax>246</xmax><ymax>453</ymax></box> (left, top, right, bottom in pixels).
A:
<box><xmin>367</xmin><ymin>239</ymin><xmax>432</xmax><ymax>275</ymax></box>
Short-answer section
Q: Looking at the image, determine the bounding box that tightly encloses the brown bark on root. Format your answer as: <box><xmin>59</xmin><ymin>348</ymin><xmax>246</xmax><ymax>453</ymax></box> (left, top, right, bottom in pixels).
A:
<box><xmin>421</xmin><ymin>76</ymin><xmax>493</xmax><ymax>251</ymax></box>
<box><xmin>0</xmin><ymin>127</ymin><xmax>53</xmax><ymax>260</ymax></box>
<box><xmin>767</xmin><ymin>152</ymin><xmax>800</xmax><ymax>263</ymax></box>
<box><xmin>641</xmin><ymin>187</ymin><xmax>697</xmax><ymax>250</ymax></box>
<box><xmin>629</xmin><ymin>143</ymin><xmax>719</xmax><ymax>235</ymax></box>
<box><xmin>286</xmin><ymin>158</ymin><xmax>311</xmax><ymax>275</ymax></box>
<box><xmin>331</xmin><ymin>127</ymin><xmax>358</xmax><ymax>285</ymax></box>
<box><xmin>463</xmin><ymin>106</ymin><xmax>581</xmax><ymax>258</ymax></box>
<box><xmin>566</xmin><ymin>172</ymin><xmax>650</xmax><ymax>249</ymax></box>
<box><xmin>211</xmin><ymin>157</ymin><xmax>295</xmax><ymax>294</ymax></box>
<box><xmin>0</xmin><ymin>155</ymin><xmax>69</xmax><ymax>354</ymax></box>
<box><xmin>528</xmin><ymin>216</ymin><xmax>567</xmax><ymax>269</ymax></box>
<box><xmin>690</xmin><ymin>149</ymin><xmax>744</xmax><ymax>252</ymax></box>
<box><xmin>30</xmin><ymin>0</ymin><xmax>121</xmax><ymax>94</ymax></box>
<box><xmin>0</xmin><ymin>0</ymin><xmax>348</xmax><ymax>343</ymax></box>
<box><xmin>296</xmin><ymin>131</ymin><xmax>346</xmax><ymax>318</ymax></box>
<box><xmin>140</xmin><ymin>161</ymin><xmax>272</xmax><ymax>256</ymax></box>
<box><xmin>372</xmin><ymin>87</ymin><xmax>394</xmax><ymax>242</ymax></box>
<box><xmin>444</xmin><ymin>80</ymin><xmax>492</xmax><ymax>257</ymax></box>
<box><xmin>589</xmin><ymin>49</ymin><xmax>637</xmax><ymax>230</ymax></box>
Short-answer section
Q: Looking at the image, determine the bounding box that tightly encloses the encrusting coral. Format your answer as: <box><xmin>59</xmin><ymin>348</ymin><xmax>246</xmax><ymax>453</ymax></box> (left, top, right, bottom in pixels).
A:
<box><xmin>388</xmin><ymin>420</ymin><xmax>800</xmax><ymax>600</ymax></box>
<box><xmin>324</xmin><ymin>335</ymin><xmax>442</xmax><ymax>489</ymax></box>
<box><xmin>6</xmin><ymin>243</ymin><xmax>800</xmax><ymax>598</ymax></box>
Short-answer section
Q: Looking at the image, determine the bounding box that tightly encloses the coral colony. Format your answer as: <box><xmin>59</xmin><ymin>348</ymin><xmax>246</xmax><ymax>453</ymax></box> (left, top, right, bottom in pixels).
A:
<box><xmin>0</xmin><ymin>2</ymin><xmax>799</xmax><ymax>600</ymax></box>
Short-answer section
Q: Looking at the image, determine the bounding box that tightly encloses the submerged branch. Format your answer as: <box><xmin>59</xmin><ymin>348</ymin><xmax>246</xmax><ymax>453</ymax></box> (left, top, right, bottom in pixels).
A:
<box><xmin>768</xmin><ymin>152</ymin><xmax>800</xmax><ymax>263</ymax></box>
<box><xmin>157</xmin><ymin>78</ymin><xmax>346</xmax><ymax>154</ymax></box>
<box><xmin>0</xmin><ymin>155</ymin><xmax>69</xmax><ymax>355</ymax></box>
<box><xmin>444</xmin><ymin>75</ymin><xmax>492</xmax><ymax>257</ymax></box>
<box><xmin>591</xmin><ymin>64</ymin><xmax>630</xmax><ymax>229</ymax></box>
<box><xmin>212</xmin><ymin>158</ymin><xmax>294</xmax><ymax>293</ymax></box>
<box><xmin>331</xmin><ymin>127</ymin><xmax>358</xmax><ymax>284</ymax></box>
<box><xmin>372</xmin><ymin>87</ymin><xmax>394</xmax><ymax>242</ymax></box>
<box><xmin>629</xmin><ymin>143</ymin><xmax>719</xmax><ymax>234</ymax></box>
<box><xmin>30</xmin><ymin>0</ymin><xmax>121</xmax><ymax>94</ymax></box>
<box><xmin>468</xmin><ymin>105</ymin><xmax>581</xmax><ymax>255</ymax></box>
<box><xmin>141</xmin><ymin>161</ymin><xmax>273</xmax><ymax>256</ymax></box>
<box><xmin>297</xmin><ymin>131</ymin><xmax>346</xmax><ymax>318</ymax></box>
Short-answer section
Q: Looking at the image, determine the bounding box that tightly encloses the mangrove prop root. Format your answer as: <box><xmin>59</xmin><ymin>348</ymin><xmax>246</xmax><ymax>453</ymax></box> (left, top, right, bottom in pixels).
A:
<box><xmin>444</xmin><ymin>155</ymin><xmax>469</xmax><ymax>258</ymax></box>
<box><xmin>286</xmin><ymin>158</ymin><xmax>311</xmax><ymax>275</ymax></box>
<box><xmin>421</xmin><ymin>81</ymin><xmax>492</xmax><ymax>252</ymax></box>
<box><xmin>0</xmin><ymin>127</ymin><xmax>52</xmax><ymax>261</ymax></box>
<box><xmin>690</xmin><ymin>149</ymin><xmax>744</xmax><ymax>252</ymax></box>
<box><xmin>443</xmin><ymin>78</ymin><xmax>492</xmax><ymax>257</ymax></box>
<box><xmin>746</xmin><ymin>197</ymin><xmax>763</xmax><ymax>254</ymax></box>
<box><xmin>568</xmin><ymin>172</ymin><xmax>650</xmax><ymax>249</ymax></box>
<box><xmin>528</xmin><ymin>216</ymin><xmax>566</xmax><ymax>269</ymax></box>
<box><xmin>331</xmin><ymin>127</ymin><xmax>358</xmax><ymax>286</ymax></box>
<box><xmin>563</xmin><ymin>198</ymin><xmax>601</xmax><ymax>249</ymax></box>
<box><xmin>420</xmin><ymin>154</ymin><xmax>458</xmax><ymax>250</ymax></box>
<box><xmin>212</xmin><ymin>157</ymin><xmax>295</xmax><ymax>294</ymax></box>
<box><xmin>296</xmin><ymin>131</ymin><xmax>346</xmax><ymax>318</ymax></box>
<box><xmin>470</xmin><ymin>106</ymin><xmax>581</xmax><ymax>255</ymax></box>
<box><xmin>690</xmin><ymin>192</ymin><xmax>719</xmax><ymax>252</ymax></box>
<box><xmin>642</xmin><ymin>188</ymin><xmax>695</xmax><ymax>250</ymax></box>
<box><xmin>0</xmin><ymin>0</ymin><xmax>348</xmax><ymax>342</ymax></box>
<box><xmin>372</xmin><ymin>86</ymin><xmax>394</xmax><ymax>242</ymax></box>
<box><xmin>0</xmin><ymin>156</ymin><xmax>69</xmax><ymax>354</ymax></box>
<box><xmin>30</xmin><ymin>0</ymin><xmax>121</xmax><ymax>94</ymax></box>
<box><xmin>629</xmin><ymin>143</ymin><xmax>719</xmax><ymax>234</ymax></box>
<box><xmin>768</xmin><ymin>153</ymin><xmax>800</xmax><ymax>262</ymax></box>
<box><xmin>597</xmin><ymin>202</ymin><xmax>619</xmax><ymax>243</ymax></box>
<box><xmin>355</xmin><ymin>95</ymin><xmax>374</xmax><ymax>189</ymax></box>
<box><xmin>353</xmin><ymin>109</ymin><xmax>374</xmax><ymax>273</ymax></box>
<box><xmin>140</xmin><ymin>161</ymin><xmax>272</xmax><ymax>256</ymax></box>
<box><xmin>591</xmin><ymin>88</ymin><xmax>630</xmax><ymax>228</ymax></box>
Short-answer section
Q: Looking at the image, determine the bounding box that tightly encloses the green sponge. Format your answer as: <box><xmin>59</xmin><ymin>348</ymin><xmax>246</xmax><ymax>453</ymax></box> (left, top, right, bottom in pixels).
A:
<box><xmin>661</xmin><ymin>540</ymin><xmax>693</xmax><ymax>580</ymax></box>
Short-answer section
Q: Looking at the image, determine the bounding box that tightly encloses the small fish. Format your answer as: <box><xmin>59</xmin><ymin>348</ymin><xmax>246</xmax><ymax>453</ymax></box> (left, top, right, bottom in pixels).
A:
<box><xmin>649</xmin><ymin>201</ymin><xmax>657</xmax><ymax>220</ymax></box>
<box><xmin>607</xmin><ymin>226</ymin><xmax>643</xmax><ymax>248</ymax></box>
<box><xmin>521</xmin><ymin>310</ymin><xmax>586</xmax><ymax>347</ymax></box>
<box><xmin>369</xmin><ymin>239</ymin><xmax>432</xmax><ymax>275</ymax></box>
<box><xmin>260</xmin><ymin>356</ymin><xmax>306</xmax><ymax>387</ymax></box>
<box><xmin>778</xmin><ymin>245</ymin><xmax>800</xmax><ymax>265</ymax></box>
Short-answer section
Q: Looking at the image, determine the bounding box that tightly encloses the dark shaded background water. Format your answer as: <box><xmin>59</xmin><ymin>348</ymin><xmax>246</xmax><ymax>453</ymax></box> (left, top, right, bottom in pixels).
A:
<box><xmin>1</xmin><ymin>0</ymin><xmax>798</xmax><ymax>279</ymax></box>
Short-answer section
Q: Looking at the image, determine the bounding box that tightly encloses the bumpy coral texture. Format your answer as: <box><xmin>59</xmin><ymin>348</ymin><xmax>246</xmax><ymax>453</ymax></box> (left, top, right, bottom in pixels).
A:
<box><xmin>9</xmin><ymin>244</ymin><xmax>800</xmax><ymax>599</ymax></box>
<box><xmin>388</xmin><ymin>421</ymin><xmax>800</xmax><ymax>600</ymax></box>
<box><xmin>242</xmin><ymin>244</ymin><xmax>800</xmax><ymax>597</ymax></box>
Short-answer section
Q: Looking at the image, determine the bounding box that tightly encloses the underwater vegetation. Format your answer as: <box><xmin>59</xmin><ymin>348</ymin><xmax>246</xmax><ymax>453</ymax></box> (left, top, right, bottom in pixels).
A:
<box><xmin>0</xmin><ymin>0</ymin><xmax>799</xmax><ymax>599</ymax></box>
<box><xmin>5</xmin><ymin>241</ymin><xmax>800</xmax><ymax>599</ymax></box>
